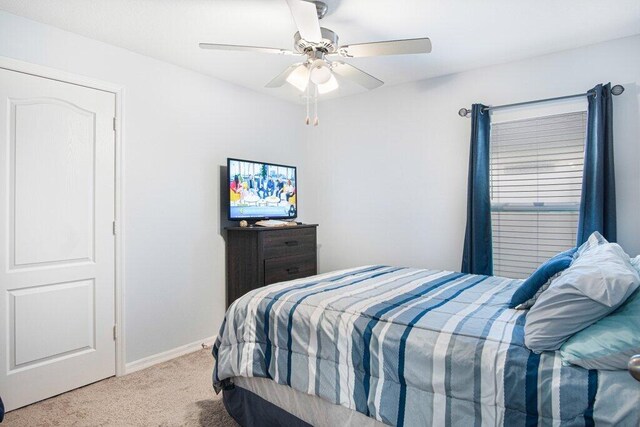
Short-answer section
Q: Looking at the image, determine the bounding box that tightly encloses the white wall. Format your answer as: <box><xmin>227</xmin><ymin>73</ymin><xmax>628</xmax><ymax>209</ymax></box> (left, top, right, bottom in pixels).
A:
<box><xmin>305</xmin><ymin>35</ymin><xmax>640</xmax><ymax>273</ymax></box>
<box><xmin>0</xmin><ymin>11</ymin><xmax>306</xmax><ymax>364</ymax></box>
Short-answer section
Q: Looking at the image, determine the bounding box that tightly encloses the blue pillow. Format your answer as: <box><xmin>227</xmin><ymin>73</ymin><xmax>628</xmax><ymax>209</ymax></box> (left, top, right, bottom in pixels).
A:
<box><xmin>560</xmin><ymin>253</ymin><xmax>640</xmax><ymax>370</ymax></box>
<box><xmin>560</xmin><ymin>288</ymin><xmax>640</xmax><ymax>370</ymax></box>
<box><xmin>508</xmin><ymin>247</ymin><xmax>577</xmax><ymax>308</ymax></box>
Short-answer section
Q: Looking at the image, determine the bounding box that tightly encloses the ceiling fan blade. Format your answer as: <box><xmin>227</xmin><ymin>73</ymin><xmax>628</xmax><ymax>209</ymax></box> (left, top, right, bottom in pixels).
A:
<box><xmin>336</xmin><ymin>38</ymin><xmax>432</xmax><ymax>58</ymax></box>
<box><xmin>331</xmin><ymin>62</ymin><xmax>383</xmax><ymax>90</ymax></box>
<box><xmin>286</xmin><ymin>0</ymin><xmax>322</xmax><ymax>43</ymax></box>
<box><xmin>199</xmin><ymin>43</ymin><xmax>297</xmax><ymax>55</ymax></box>
<box><xmin>265</xmin><ymin>63</ymin><xmax>304</xmax><ymax>88</ymax></box>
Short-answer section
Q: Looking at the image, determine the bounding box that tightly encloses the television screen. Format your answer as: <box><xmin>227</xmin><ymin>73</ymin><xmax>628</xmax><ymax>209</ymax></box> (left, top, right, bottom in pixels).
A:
<box><xmin>227</xmin><ymin>158</ymin><xmax>297</xmax><ymax>220</ymax></box>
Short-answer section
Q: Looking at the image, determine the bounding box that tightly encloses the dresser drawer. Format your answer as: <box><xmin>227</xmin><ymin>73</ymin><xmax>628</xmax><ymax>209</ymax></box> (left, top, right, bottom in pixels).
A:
<box><xmin>264</xmin><ymin>253</ymin><xmax>317</xmax><ymax>285</ymax></box>
<box><xmin>262</xmin><ymin>228</ymin><xmax>316</xmax><ymax>259</ymax></box>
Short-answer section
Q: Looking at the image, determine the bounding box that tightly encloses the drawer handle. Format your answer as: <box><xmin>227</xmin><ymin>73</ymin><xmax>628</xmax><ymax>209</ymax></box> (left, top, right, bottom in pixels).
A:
<box><xmin>286</xmin><ymin>267</ymin><xmax>300</xmax><ymax>275</ymax></box>
<box><xmin>284</xmin><ymin>240</ymin><xmax>299</xmax><ymax>246</ymax></box>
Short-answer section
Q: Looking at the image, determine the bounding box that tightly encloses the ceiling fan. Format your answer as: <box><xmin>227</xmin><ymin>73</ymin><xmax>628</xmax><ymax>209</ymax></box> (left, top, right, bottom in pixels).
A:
<box><xmin>199</xmin><ymin>0</ymin><xmax>432</xmax><ymax>124</ymax></box>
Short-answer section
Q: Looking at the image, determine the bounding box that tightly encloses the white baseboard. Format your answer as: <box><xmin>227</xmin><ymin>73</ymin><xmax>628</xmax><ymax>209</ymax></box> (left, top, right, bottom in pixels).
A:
<box><xmin>124</xmin><ymin>335</ymin><xmax>217</xmax><ymax>375</ymax></box>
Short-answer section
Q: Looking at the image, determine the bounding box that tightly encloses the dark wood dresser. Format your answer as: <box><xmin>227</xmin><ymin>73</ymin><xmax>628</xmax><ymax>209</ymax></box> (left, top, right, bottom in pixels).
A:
<box><xmin>225</xmin><ymin>224</ymin><xmax>318</xmax><ymax>307</ymax></box>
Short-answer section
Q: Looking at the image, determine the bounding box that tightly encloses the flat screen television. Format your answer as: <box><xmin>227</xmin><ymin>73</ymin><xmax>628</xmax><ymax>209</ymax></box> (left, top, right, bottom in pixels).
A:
<box><xmin>227</xmin><ymin>158</ymin><xmax>297</xmax><ymax>221</ymax></box>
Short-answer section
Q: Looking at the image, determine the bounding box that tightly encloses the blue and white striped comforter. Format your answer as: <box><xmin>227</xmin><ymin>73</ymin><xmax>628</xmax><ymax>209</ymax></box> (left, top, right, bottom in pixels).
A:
<box><xmin>213</xmin><ymin>266</ymin><xmax>640</xmax><ymax>426</ymax></box>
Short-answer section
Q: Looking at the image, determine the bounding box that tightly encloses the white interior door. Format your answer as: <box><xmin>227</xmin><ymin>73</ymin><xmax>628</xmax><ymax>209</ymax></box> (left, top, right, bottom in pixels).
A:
<box><xmin>0</xmin><ymin>68</ymin><xmax>116</xmax><ymax>411</ymax></box>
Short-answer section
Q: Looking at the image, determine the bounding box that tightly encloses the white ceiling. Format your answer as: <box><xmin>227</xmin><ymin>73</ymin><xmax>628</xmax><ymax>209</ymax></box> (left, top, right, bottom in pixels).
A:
<box><xmin>1</xmin><ymin>0</ymin><xmax>639</xmax><ymax>103</ymax></box>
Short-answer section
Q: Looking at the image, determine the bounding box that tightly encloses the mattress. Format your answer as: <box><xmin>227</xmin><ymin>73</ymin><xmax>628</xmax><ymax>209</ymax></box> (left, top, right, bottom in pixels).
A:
<box><xmin>213</xmin><ymin>265</ymin><xmax>640</xmax><ymax>426</ymax></box>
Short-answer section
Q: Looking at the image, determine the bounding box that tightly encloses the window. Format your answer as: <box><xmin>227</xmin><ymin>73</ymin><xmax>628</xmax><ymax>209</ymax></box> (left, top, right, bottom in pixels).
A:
<box><xmin>490</xmin><ymin>111</ymin><xmax>587</xmax><ymax>279</ymax></box>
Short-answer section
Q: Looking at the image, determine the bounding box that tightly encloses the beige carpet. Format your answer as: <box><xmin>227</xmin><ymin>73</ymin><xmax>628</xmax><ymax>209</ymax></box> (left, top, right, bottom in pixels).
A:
<box><xmin>4</xmin><ymin>348</ymin><xmax>238</xmax><ymax>426</ymax></box>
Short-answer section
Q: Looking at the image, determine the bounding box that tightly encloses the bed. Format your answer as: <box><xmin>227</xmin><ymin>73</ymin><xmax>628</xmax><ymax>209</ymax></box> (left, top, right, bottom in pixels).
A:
<box><xmin>212</xmin><ymin>266</ymin><xmax>640</xmax><ymax>426</ymax></box>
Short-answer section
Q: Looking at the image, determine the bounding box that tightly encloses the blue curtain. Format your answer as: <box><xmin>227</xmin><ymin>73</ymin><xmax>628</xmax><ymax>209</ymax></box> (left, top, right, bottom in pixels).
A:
<box><xmin>577</xmin><ymin>83</ymin><xmax>617</xmax><ymax>245</ymax></box>
<box><xmin>462</xmin><ymin>104</ymin><xmax>492</xmax><ymax>275</ymax></box>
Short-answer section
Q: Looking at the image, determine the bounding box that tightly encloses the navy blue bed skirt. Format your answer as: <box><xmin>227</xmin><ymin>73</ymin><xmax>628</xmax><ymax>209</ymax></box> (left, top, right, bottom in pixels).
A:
<box><xmin>222</xmin><ymin>383</ymin><xmax>310</xmax><ymax>427</ymax></box>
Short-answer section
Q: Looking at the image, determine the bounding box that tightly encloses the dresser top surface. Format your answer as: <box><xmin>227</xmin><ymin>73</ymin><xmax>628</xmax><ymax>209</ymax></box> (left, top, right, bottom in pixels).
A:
<box><xmin>225</xmin><ymin>224</ymin><xmax>318</xmax><ymax>232</ymax></box>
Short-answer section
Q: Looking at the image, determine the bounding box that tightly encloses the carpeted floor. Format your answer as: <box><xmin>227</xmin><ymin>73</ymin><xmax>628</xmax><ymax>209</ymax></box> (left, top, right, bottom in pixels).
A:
<box><xmin>4</xmin><ymin>348</ymin><xmax>238</xmax><ymax>426</ymax></box>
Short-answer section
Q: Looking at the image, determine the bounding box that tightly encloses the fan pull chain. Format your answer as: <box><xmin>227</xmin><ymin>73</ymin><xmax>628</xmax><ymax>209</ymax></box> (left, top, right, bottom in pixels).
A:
<box><xmin>304</xmin><ymin>69</ymin><xmax>312</xmax><ymax>125</ymax></box>
<box><xmin>313</xmin><ymin>84</ymin><xmax>319</xmax><ymax>126</ymax></box>
<box><xmin>305</xmin><ymin>84</ymin><xmax>310</xmax><ymax>125</ymax></box>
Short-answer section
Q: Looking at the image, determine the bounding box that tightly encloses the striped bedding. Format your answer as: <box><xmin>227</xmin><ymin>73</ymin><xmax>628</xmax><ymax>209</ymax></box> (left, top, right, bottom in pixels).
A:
<box><xmin>213</xmin><ymin>266</ymin><xmax>640</xmax><ymax>426</ymax></box>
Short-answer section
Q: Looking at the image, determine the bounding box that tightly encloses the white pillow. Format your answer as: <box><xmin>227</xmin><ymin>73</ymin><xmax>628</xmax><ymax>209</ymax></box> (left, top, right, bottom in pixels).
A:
<box><xmin>524</xmin><ymin>243</ymin><xmax>640</xmax><ymax>352</ymax></box>
<box><xmin>630</xmin><ymin>255</ymin><xmax>640</xmax><ymax>274</ymax></box>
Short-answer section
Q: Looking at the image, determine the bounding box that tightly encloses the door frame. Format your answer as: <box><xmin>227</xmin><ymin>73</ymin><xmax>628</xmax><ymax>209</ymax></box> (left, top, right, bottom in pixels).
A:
<box><xmin>0</xmin><ymin>56</ymin><xmax>127</xmax><ymax>376</ymax></box>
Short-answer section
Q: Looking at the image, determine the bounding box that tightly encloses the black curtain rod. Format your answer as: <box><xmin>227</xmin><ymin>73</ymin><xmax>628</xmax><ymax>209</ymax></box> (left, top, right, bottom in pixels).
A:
<box><xmin>458</xmin><ymin>84</ymin><xmax>625</xmax><ymax>117</ymax></box>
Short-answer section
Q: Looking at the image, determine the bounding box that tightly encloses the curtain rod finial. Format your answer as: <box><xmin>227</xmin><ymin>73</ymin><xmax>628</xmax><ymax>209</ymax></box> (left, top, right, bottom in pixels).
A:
<box><xmin>611</xmin><ymin>85</ymin><xmax>624</xmax><ymax>96</ymax></box>
<box><xmin>458</xmin><ymin>107</ymin><xmax>471</xmax><ymax>117</ymax></box>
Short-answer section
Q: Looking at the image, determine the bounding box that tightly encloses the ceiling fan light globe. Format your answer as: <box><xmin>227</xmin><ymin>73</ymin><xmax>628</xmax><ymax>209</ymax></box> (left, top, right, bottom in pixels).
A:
<box><xmin>310</xmin><ymin>66</ymin><xmax>331</xmax><ymax>84</ymax></box>
<box><xmin>286</xmin><ymin>64</ymin><xmax>310</xmax><ymax>92</ymax></box>
<box><xmin>309</xmin><ymin>60</ymin><xmax>332</xmax><ymax>85</ymax></box>
<box><xmin>317</xmin><ymin>74</ymin><xmax>339</xmax><ymax>94</ymax></box>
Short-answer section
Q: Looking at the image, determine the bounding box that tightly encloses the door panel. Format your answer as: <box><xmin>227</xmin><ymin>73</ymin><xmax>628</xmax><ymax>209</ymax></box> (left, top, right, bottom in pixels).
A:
<box><xmin>11</xmin><ymin>98</ymin><xmax>96</xmax><ymax>267</ymax></box>
<box><xmin>0</xmin><ymin>68</ymin><xmax>116</xmax><ymax>411</ymax></box>
<box><xmin>11</xmin><ymin>279</ymin><xmax>95</xmax><ymax>368</ymax></box>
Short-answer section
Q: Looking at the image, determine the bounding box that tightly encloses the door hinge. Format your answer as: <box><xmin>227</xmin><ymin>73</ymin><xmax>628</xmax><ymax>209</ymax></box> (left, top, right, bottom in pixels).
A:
<box><xmin>113</xmin><ymin>325</ymin><xmax>117</xmax><ymax>340</ymax></box>
<box><xmin>112</xmin><ymin>117</ymin><xmax>116</xmax><ymax>131</ymax></box>
<box><xmin>112</xmin><ymin>221</ymin><xmax>116</xmax><ymax>235</ymax></box>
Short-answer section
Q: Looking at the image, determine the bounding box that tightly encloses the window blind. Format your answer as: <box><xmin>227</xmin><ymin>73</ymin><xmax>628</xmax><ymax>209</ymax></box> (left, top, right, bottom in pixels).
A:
<box><xmin>490</xmin><ymin>111</ymin><xmax>587</xmax><ymax>279</ymax></box>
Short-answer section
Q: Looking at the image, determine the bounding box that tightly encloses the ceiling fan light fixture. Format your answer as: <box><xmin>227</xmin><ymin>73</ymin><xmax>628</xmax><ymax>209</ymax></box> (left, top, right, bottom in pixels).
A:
<box><xmin>309</xmin><ymin>59</ymin><xmax>332</xmax><ymax>85</ymax></box>
<box><xmin>286</xmin><ymin>64</ymin><xmax>310</xmax><ymax>92</ymax></box>
<box><xmin>317</xmin><ymin>73</ymin><xmax>339</xmax><ymax>94</ymax></box>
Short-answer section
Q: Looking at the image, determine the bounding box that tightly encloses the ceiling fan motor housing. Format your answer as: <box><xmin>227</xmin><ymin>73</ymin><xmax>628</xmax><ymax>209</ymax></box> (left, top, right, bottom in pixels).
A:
<box><xmin>309</xmin><ymin>0</ymin><xmax>328</xmax><ymax>19</ymax></box>
<box><xmin>294</xmin><ymin>27</ymin><xmax>339</xmax><ymax>54</ymax></box>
